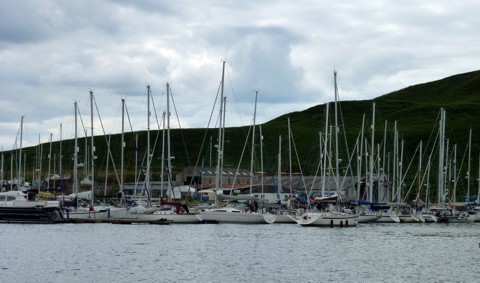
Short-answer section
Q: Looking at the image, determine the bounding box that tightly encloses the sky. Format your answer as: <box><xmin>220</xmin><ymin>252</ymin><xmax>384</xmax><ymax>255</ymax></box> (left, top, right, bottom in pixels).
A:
<box><xmin>1</xmin><ymin>0</ymin><xmax>479</xmax><ymax>151</ymax></box>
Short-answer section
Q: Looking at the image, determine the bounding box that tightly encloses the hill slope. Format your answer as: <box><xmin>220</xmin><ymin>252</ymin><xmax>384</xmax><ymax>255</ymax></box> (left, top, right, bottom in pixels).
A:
<box><xmin>5</xmin><ymin>70</ymin><xmax>480</xmax><ymax>198</ymax></box>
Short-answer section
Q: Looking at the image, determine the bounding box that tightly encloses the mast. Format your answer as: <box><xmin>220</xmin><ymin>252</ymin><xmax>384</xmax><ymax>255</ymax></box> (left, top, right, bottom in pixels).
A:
<box><xmin>73</xmin><ymin>101</ymin><xmax>79</xmax><ymax>206</ymax></box>
<box><xmin>38</xmin><ymin>135</ymin><xmax>43</xmax><ymax>191</ymax></box>
<box><xmin>10</xmin><ymin>150</ymin><xmax>13</xmax><ymax>190</ymax></box>
<box><xmin>260</xmin><ymin>125</ymin><xmax>264</xmax><ymax>197</ymax></box>
<box><xmin>160</xmin><ymin>111</ymin><xmax>165</xmax><ymax>199</ymax></box>
<box><xmin>398</xmin><ymin>139</ymin><xmax>404</xmax><ymax>202</ymax></box>
<box><xmin>146</xmin><ymin>85</ymin><xmax>152</xmax><ymax>206</ymax></box>
<box><xmin>322</xmin><ymin>103</ymin><xmax>330</xmax><ymax>197</ymax></box>
<box><xmin>18</xmin><ymin>116</ymin><xmax>24</xmax><ymax>189</ymax></box>
<box><xmin>356</xmin><ymin>113</ymin><xmax>365</xmax><ymax>203</ymax></box>
<box><xmin>277</xmin><ymin>135</ymin><xmax>282</xmax><ymax>203</ymax></box>
<box><xmin>1</xmin><ymin>147</ymin><xmax>3</xmax><ymax>187</ymax></box>
<box><xmin>166</xmin><ymin>82</ymin><xmax>173</xmax><ymax>201</ymax></box>
<box><xmin>452</xmin><ymin>144</ymin><xmax>457</xmax><ymax>203</ymax></box>
<box><xmin>438</xmin><ymin>108</ymin><xmax>446</xmax><ymax>207</ymax></box>
<box><xmin>381</xmin><ymin>120</ymin><xmax>388</xmax><ymax>201</ymax></box>
<box><xmin>249</xmin><ymin>90</ymin><xmax>258</xmax><ymax>195</ymax></box>
<box><xmin>288</xmin><ymin>117</ymin><xmax>293</xmax><ymax>198</ymax></box>
<box><xmin>34</xmin><ymin>135</ymin><xmax>38</xmax><ymax>189</ymax></box>
<box><xmin>215</xmin><ymin>61</ymin><xmax>226</xmax><ymax>198</ymax></box>
<box><xmin>392</xmin><ymin>121</ymin><xmax>398</xmax><ymax>202</ymax></box>
<box><xmin>47</xmin><ymin>132</ymin><xmax>52</xmax><ymax>189</ymax></box>
<box><xmin>369</xmin><ymin>102</ymin><xmax>375</xmax><ymax>203</ymax></box>
<box><xmin>416</xmin><ymin>140</ymin><xmax>423</xmax><ymax>202</ymax></box>
<box><xmin>334</xmin><ymin>71</ymin><xmax>340</xmax><ymax>195</ymax></box>
<box><xmin>89</xmin><ymin>90</ymin><xmax>95</xmax><ymax>208</ymax></box>
<box><xmin>466</xmin><ymin>128</ymin><xmax>472</xmax><ymax>203</ymax></box>
<box><xmin>104</xmin><ymin>135</ymin><xmax>110</xmax><ymax>197</ymax></box>
<box><xmin>120</xmin><ymin>98</ymin><xmax>125</xmax><ymax>204</ymax></box>
<box><xmin>133</xmin><ymin>133</ymin><xmax>139</xmax><ymax>196</ymax></box>
<box><xmin>425</xmin><ymin>154</ymin><xmax>432</xmax><ymax>209</ymax></box>
<box><xmin>59</xmin><ymin>123</ymin><xmax>63</xmax><ymax>179</ymax></box>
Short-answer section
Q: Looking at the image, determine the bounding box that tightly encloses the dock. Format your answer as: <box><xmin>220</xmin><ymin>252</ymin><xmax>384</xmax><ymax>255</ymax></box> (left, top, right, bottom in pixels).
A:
<box><xmin>64</xmin><ymin>218</ymin><xmax>171</xmax><ymax>225</ymax></box>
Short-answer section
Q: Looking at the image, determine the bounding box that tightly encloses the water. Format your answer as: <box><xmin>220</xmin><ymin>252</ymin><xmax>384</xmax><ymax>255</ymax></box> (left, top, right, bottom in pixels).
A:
<box><xmin>1</xmin><ymin>222</ymin><xmax>479</xmax><ymax>283</ymax></box>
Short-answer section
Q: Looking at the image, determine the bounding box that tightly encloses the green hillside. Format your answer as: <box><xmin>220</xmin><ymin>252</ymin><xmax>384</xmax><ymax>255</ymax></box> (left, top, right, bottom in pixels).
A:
<box><xmin>4</xmin><ymin>70</ymin><xmax>480</xmax><ymax>200</ymax></box>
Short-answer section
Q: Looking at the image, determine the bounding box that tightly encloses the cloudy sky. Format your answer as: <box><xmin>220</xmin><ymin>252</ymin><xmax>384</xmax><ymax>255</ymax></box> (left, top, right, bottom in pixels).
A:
<box><xmin>1</xmin><ymin>0</ymin><xmax>479</xmax><ymax>151</ymax></box>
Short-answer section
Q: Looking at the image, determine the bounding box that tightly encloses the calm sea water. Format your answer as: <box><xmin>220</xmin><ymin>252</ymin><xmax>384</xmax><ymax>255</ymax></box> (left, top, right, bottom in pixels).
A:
<box><xmin>1</xmin><ymin>222</ymin><xmax>479</xmax><ymax>283</ymax></box>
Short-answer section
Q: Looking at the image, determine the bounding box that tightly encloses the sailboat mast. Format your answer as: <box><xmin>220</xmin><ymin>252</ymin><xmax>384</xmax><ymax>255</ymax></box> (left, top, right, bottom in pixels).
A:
<box><xmin>438</xmin><ymin>108</ymin><xmax>446</xmax><ymax>206</ymax></box>
<box><xmin>215</xmin><ymin>61</ymin><xmax>226</xmax><ymax>193</ymax></box>
<box><xmin>425</xmin><ymin>155</ymin><xmax>432</xmax><ymax>209</ymax></box>
<box><xmin>1</xmin><ymin>148</ymin><xmax>3</xmax><ymax>185</ymax></box>
<box><xmin>160</xmin><ymin>111</ymin><xmax>165</xmax><ymax>199</ymax></box>
<box><xmin>38</xmin><ymin>135</ymin><xmax>43</xmax><ymax>190</ymax></box>
<box><xmin>277</xmin><ymin>135</ymin><xmax>282</xmax><ymax>201</ymax></box>
<box><xmin>120</xmin><ymin>99</ymin><xmax>125</xmax><ymax>203</ymax></box>
<box><xmin>369</xmin><ymin>102</ymin><xmax>375</xmax><ymax>202</ymax></box>
<box><xmin>47</xmin><ymin>133</ymin><xmax>52</xmax><ymax>189</ymax></box>
<box><xmin>416</xmin><ymin>140</ymin><xmax>423</xmax><ymax>201</ymax></box>
<box><xmin>322</xmin><ymin>103</ymin><xmax>330</xmax><ymax>197</ymax></box>
<box><xmin>392</xmin><ymin>121</ymin><xmax>398</xmax><ymax>201</ymax></box>
<box><xmin>167</xmin><ymin>83</ymin><xmax>172</xmax><ymax>201</ymax></box>
<box><xmin>334</xmin><ymin>71</ymin><xmax>340</xmax><ymax>195</ymax></box>
<box><xmin>399</xmin><ymin>139</ymin><xmax>405</xmax><ymax>202</ymax></box>
<box><xmin>260</xmin><ymin>125</ymin><xmax>264</xmax><ymax>197</ymax></box>
<box><xmin>133</xmin><ymin>133</ymin><xmax>139</xmax><ymax>196</ymax></box>
<box><xmin>10</xmin><ymin>151</ymin><xmax>13</xmax><ymax>190</ymax></box>
<box><xmin>73</xmin><ymin>101</ymin><xmax>79</xmax><ymax>202</ymax></box>
<box><xmin>89</xmin><ymin>90</ymin><xmax>95</xmax><ymax>207</ymax></box>
<box><xmin>18</xmin><ymin>116</ymin><xmax>24</xmax><ymax>188</ymax></box>
<box><xmin>356</xmin><ymin>113</ymin><xmax>365</xmax><ymax>204</ymax></box>
<box><xmin>221</xmin><ymin>96</ymin><xmax>226</xmax><ymax>188</ymax></box>
<box><xmin>146</xmin><ymin>85</ymin><xmax>152</xmax><ymax>206</ymax></box>
<box><xmin>59</xmin><ymin>123</ymin><xmax>63</xmax><ymax>178</ymax></box>
<box><xmin>381</xmin><ymin>120</ymin><xmax>388</xmax><ymax>201</ymax></box>
<box><xmin>288</xmin><ymin>117</ymin><xmax>293</xmax><ymax>198</ymax></box>
<box><xmin>466</xmin><ymin>128</ymin><xmax>472</xmax><ymax>202</ymax></box>
<box><xmin>249</xmin><ymin>90</ymin><xmax>258</xmax><ymax>195</ymax></box>
<box><xmin>452</xmin><ymin>144</ymin><xmax>458</xmax><ymax>203</ymax></box>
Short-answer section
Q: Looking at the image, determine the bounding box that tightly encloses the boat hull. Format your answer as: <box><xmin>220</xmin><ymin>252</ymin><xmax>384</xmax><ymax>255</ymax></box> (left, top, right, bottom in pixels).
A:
<box><xmin>201</xmin><ymin>210</ymin><xmax>267</xmax><ymax>224</ymax></box>
<box><xmin>135</xmin><ymin>213</ymin><xmax>202</xmax><ymax>224</ymax></box>
<box><xmin>294</xmin><ymin>212</ymin><xmax>358</xmax><ymax>227</ymax></box>
<box><xmin>358</xmin><ymin>214</ymin><xmax>379</xmax><ymax>223</ymax></box>
<box><xmin>263</xmin><ymin>211</ymin><xmax>296</xmax><ymax>224</ymax></box>
<box><xmin>0</xmin><ymin>206</ymin><xmax>64</xmax><ymax>223</ymax></box>
<box><xmin>64</xmin><ymin>209</ymin><xmax>110</xmax><ymax>220</ymax></box>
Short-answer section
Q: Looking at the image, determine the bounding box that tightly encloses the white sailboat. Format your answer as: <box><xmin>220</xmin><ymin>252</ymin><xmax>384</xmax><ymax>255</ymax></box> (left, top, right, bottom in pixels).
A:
<box><xmin>103</xmin><ymin>98</ymin><xmax>147</xmax><ymax>220</ymax></box>
<box><xmin>263</xmin><ymin>125</ymin><xmax>297</xmax><ymax>224</ymax></box>
<box><xmin>291</xmin><ymin>71</ymin><xmax>358</xmax><ymax>227</ymax></box>
<box><xmin>132</xmin><ymin>84</ymin><xmax>201</xmax><ymax>223</ymax></box>
<box><xmin>65</xmin><ymin>94</ymin><xmax>110</xmax><ymax>220</ymax></box>
<box><xmin>200</xmin><ymin>63</ymin><xmax>267</xmax><ymax>224</ymax></box>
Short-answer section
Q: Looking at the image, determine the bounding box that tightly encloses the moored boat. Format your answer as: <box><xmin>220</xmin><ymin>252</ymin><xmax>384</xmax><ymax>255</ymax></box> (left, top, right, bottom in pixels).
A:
<box><xmin>200</xmin><ymin>205</ymin><xmax>267</xmax><ymax>224</ymax></box>
<box><xmin>0</xmin><ymin>190</ymin><xmax>64</xmax><ymax>223</ymax></box>
<box><xmin>292</xmin><ymin>210</ymin><xmax>358</xmax><ymax>227</ymax></box>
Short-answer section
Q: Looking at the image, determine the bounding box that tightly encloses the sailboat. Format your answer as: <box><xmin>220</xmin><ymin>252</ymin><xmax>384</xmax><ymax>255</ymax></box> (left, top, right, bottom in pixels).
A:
<box><xmin>200</xmin><ymin>64</ymin><xmax>267</xmax><ymax>224</ymax></box>
<box><xmin>0</xmin><ymin>117</ymin><xmax>64</xmax><ymax>223</ymax></box>
<box><xmin>290</xmin><ymin>71</ymin><xmax>358</xmax><ymax>227</ymax></box>
<box><xmin>263</xmin><ymin>122</ymin><xmax>299</xmax><ymax>224</ymax></box>
<box><xmin>64</xmin><ymin>95</ymin><xmax>110</xmax><ymax>220</ymax></box>
<box><xmin>131</xmin><ymin>84</ymin><xmax>201</xmax><ymax>223</ymax></box>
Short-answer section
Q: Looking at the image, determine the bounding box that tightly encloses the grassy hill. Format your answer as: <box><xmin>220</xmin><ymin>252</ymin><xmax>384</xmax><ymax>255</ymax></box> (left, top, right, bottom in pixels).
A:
<box><xmin>4</xmin><ymin>70</ymin><xmax>480</xmax><ymax>200</ymax></box>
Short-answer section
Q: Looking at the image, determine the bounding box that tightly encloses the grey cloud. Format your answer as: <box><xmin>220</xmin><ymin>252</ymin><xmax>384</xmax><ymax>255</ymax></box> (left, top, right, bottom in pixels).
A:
<box><xmin>1</xmin><ymin>0</ymin><xmax>480</xmax><ymax>149</ymax></box>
